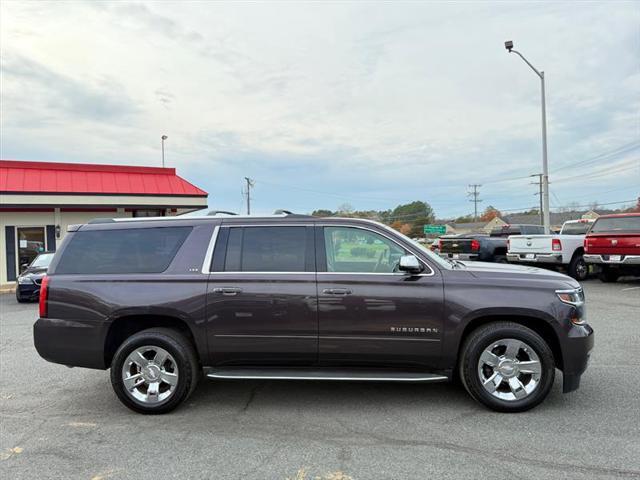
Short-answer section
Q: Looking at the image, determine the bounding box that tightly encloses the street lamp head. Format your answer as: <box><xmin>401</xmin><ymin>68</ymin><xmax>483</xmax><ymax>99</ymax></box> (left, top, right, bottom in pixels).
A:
<box><xmin>504</xmin><ymin>40</ymin><xmax>514</xmax><ymax>52</ymax></box>
<box><xmin>161</xmin><ymin>135</ymin><xmax>168</xmax><ymax>140</ymax></box>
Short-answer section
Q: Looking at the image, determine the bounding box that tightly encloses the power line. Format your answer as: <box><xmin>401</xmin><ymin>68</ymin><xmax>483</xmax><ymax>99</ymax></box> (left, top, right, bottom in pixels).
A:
<box><xmin>552</xmin><ymin>141</ymin><xmax>640</xmax><ymax>173</ymax></box>
<box><xmin>467</xmin><ymin>184</ymin><xmax>482</xmax><ymax>221</ymax></box>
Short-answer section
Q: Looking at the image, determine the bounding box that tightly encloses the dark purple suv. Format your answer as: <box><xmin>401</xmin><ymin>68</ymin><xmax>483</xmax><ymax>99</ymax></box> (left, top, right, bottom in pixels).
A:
<box><xmin>34</xmin><ymin>213</ymin><xmax>593</xmax><ymax>414</ymax></box>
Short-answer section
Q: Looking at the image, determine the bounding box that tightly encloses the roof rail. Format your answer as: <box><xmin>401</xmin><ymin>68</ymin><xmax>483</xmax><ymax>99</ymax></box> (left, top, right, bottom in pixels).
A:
<box><xmin>87</xmin><ymin>218</ymin><xmax>116</xmax><ymax>224</ymax></box>
<box><xmin>207</xmin><ymin>210</ymin><xmax>238</xmax><ymax>216</ymax></box>
<box><xmin>273</xmin><ymin>209</ymin><xmax>293</xmax><ymax>215</ymax></box>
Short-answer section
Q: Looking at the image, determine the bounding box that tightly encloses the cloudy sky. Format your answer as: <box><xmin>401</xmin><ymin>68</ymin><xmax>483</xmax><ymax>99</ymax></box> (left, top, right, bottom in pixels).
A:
<box><xmin>1</xmin><ymin>0</ymin><xmax>638</xmax><ymax>218</ymax></box>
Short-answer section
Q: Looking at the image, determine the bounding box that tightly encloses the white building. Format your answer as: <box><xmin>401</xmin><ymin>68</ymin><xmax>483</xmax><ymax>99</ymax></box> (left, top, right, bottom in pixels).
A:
<box><xmin>1</xmin><ymin>160</ymin><xmax>208</xmax><ymax>286</ymax></box>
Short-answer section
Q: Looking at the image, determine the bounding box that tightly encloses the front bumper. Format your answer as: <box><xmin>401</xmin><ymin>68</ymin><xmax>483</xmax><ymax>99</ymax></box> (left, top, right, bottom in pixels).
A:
<box><xmin>439</xmin><ymin>253</ymin><xmax>479</xmax><ymax>261</ymax></box>
<box><xmin>561</xmin><ymin>323</ymin><xmax>594</xmax><ymax>393</ymax></box>
<box><xmin>34</xmin><ymin>317</ymin><xmax>109</xmax><ymax>369</ymax></box>
<box><xmin>16</xmin><ymin>283</ymin><xmax>40</xmax><ymax>300</ymax></box>
<box><xmin>583</xmin><ymin>254</ymin><xmax>640</xmax><ymax>265</ymax></box>
<box><xmin>507</xmin><ymin>253</ymin><xmax>563</xmax><ymax>264</ymax></box>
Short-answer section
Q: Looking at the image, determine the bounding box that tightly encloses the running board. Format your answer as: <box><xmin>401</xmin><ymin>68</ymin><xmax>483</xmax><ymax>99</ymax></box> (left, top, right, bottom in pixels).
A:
<box><xmin>206</xmin><ymin>367</ymin><xmax>448</xmax><ymax>382</ymax></box>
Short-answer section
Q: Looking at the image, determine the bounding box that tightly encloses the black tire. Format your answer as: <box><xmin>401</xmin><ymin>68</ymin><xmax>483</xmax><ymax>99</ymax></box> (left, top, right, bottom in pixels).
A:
<box><xmin>495</xmin><ymin>255</ymin><xmax>508</xmax><ymax>264</ymax></box>
<box><xmin>599</xmin><ymin>267</ymin><xmax>619</xmax><ymax>283</ymax></box>
<box><xmin>15</xmin><ymin>293</ymin><xmax>28</xmax><ymax>303</ymax></box>
<box><xmin>459</xmin><ymin>322</ymin><xmax>555</xmax><ymax>413</ymax></box>
<box><xmin>110</xmin><ymin>328</ymin><xmax>200</xmax><ymax>414</ymax></box>
<box><xmin>568</xmin><ymin>253</ymin><xmax>588</xmax><ymax>281</ymax></box>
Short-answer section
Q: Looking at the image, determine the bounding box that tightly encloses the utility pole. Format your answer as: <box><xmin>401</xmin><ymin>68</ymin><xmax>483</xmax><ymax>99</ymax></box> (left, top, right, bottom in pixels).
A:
<box><xmin>531</xmin><ymin>174</ymin><xmax>543</xmax><ymax>226</ymax></box>
<box><xmin>243</xmin><ymin>177</ymin><xmax>254</xmax><ymax>215</ymax></box>
<box><xmin>467</xmin><ymin>184</ymin><xmax>482</xmax><ymax>221</ymax></box>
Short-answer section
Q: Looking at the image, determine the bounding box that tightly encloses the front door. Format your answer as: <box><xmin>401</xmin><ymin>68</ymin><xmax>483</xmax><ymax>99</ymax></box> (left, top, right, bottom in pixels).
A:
<box><xmin>17</xmin><ymin>227</ymin><xmax>46</xmax><ymax>274</ymax></box>
<box><xmin>206</xmin><ymin>225</ymin><xmax>318</xmax><ymax>366</ymax></box>
<box><xmin>316</xmin><ymin>225</ymin><xmax>444</xmax><ymax>368</ymax></box>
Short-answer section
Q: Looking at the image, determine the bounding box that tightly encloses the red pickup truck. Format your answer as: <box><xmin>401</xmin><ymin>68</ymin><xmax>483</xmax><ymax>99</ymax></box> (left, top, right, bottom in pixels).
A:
<box><xmin>584</xmin><ymin>213</ymin><xmax>640</xmax><ymax>282</ymax></box>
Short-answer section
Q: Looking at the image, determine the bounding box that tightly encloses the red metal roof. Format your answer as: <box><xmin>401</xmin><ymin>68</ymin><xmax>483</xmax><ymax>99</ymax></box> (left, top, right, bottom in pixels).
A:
<box><xmin>0</xmin><ymin>160</ymin><xmax>207</xmax><ymax>197</ymax></box>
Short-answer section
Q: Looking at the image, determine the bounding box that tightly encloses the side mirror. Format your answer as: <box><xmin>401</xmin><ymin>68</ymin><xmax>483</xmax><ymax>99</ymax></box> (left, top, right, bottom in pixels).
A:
<box><xmin>399</xmin><ymin>255</ymin><xmax>423</xmax><ymax>274</ymax></box>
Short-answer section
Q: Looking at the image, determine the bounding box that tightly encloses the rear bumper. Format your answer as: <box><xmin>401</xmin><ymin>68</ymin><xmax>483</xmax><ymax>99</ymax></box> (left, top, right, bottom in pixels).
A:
<box><xmin>583</xmin><ymin>254</ymin><xmax>640</xmax><ymax>265</ymax></box>
<box><xmin>561</xmin><ymin>323</ymin><xmax>594</xmax><ymax>393</ymax></box>
<box><xmin>507</xmin><ymin>253</ymin><xmax>563</xmax><ymax>264</ymax></box>
<box><xmin>34</xmin><ymin>317</ymin><xmax>108</xmax><ymax>369</ymax></box>
<box><xmin>439</xmin><ymin>253</ymin><xmax>479</xmax><ymax>261</ymax></box>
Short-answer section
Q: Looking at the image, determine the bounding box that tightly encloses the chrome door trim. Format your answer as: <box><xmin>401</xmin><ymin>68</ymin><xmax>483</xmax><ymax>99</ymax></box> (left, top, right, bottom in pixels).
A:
<box><xmin>201</xmin><ymin>226</ymin><xmax>219</xmax><ymax>274</ymax></box>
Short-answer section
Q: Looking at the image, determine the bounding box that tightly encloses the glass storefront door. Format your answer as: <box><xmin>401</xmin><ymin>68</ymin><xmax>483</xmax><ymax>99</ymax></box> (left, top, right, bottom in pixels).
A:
<box><xmin>17</xmin><ymin>227</ymin><xmax>46</xmax><ymax>273</ymax></box>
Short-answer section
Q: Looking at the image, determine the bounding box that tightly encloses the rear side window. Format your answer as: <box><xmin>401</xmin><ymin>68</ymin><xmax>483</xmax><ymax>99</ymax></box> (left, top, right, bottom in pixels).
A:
<box><xmin>55</xmin><ymin>227</ymin><xmax>191</xmax><ymax>274</ymax></box>
<box><xmin>224</xmin><ymin>226</ymin><xmax>310</xmax><ymax>272</ymax></box>
<box><xmin>590</xmin><ymin>216</ymin><xmax>640</xmax><ymax>233</ymax></box>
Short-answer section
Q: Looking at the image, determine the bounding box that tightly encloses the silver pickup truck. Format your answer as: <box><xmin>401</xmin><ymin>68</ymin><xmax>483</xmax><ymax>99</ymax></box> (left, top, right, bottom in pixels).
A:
<box><xmin>506</xmin><ymin>219</ymin><xmax>595</xmax><ymax>280</ymax></box>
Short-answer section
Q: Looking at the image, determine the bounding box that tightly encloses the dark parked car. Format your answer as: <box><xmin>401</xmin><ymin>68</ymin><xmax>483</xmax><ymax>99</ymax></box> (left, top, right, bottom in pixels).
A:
<box><xmin>16</xmin><ymin>252</ymin><xmax>55</xmax><ymax>302</ymax></box>
<box><xmin>439</xmin><ymin>224</ymin><xmax>545</xmax><ymax>263</ymax></box>
<box><xmin>34</xmin><ymin>214</ymin><xmax>593</xmax><ymax>414</ymax></box>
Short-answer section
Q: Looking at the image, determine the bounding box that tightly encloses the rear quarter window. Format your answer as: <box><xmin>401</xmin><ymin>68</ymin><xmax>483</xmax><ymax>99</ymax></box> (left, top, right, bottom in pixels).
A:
<box><xmin>55</xmin><ymin>227</ymin><xmax>192</xmax><ymax>274</ymax></box>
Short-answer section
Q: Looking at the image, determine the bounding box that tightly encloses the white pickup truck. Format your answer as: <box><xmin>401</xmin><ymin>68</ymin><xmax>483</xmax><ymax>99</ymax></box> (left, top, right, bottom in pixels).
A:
<box><xmin>506</xmin><ymin>219</ymin><xmax>595</xmax><ymax>280</ymax></box>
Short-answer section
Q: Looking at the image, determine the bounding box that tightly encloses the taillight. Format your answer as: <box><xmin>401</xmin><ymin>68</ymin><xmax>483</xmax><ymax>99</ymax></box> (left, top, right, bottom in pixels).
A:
<box><xmin>584</xmin><ymin>237</ymin><xmax>589</xmax><ymax>253</ymax></box>
<box><xmin>471</xmin><ymin>239</ymin><xmax>480</xmax><ymax>251</ymax></box>
<box><xmin>507</xmin><ymin>239</ymin><xmax>510</xmax><ymax>250</ymax></box>
<box><xmin>438</xmin><ymin>239</ymin><xmax>443</xmax><ymax>250</ymax></box>
<box><xmin>552</xmin><ymin>238</ymin><xmax>562</xmax><ymax>251</ymax></box>
<box><xmin>39</xmin><ymin>275</ymin><xmax>49</xmax><ymax>318</ymax></box>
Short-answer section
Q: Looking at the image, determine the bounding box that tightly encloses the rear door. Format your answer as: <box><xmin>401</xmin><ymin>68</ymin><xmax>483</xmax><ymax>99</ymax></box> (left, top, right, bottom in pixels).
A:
<box><xmin>205</xmin><ymin>224</ymin><xmax>318</xmax><ymax>366</ymax></box>
<box><xmin>316</xmin><ymin>224</ymin><xmax>444</xmax><ymax>368</ymax></box>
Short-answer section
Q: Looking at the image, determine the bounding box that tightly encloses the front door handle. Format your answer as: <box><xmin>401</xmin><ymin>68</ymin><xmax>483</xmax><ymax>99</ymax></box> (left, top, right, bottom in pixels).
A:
<box><xmin>322</xmin><ymin>288</ymin><xmax>352</xmax><ymax>296</ymax></box>
<box><xmin>213</xmin><ymin>287</ymin><xmax>242</xmax><ymax>296</ymax></box>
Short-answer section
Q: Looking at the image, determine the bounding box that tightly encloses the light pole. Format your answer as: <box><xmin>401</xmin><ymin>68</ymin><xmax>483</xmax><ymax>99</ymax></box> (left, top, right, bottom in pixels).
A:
<box><xmin>161</xmin><ymin>135</ymin><xmax>168</xmax><ymax>167</ymax></box>
<box><xmin>505</xmin><ymin>40</ymin><xmax>550</xmax><ymax>234</ymax></box>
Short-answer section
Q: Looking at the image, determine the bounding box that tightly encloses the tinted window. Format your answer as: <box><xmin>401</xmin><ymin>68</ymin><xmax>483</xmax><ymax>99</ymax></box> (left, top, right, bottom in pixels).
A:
<box><xmin>590</xmin><ymin>216</ymin><xmax>640</xmax><ymax>233</ymax></box>
<box><xmin>56</xmin><ymin>227</ymin><xmax>191</xmax><ymax>274</ymax></box>
<box><xmin>561</xmin><ymin>222</ymin><xmax>593</xmax><ymax>235</ymax></box>
<box><xmin>324</xmin><ymin>227</ymin><xmax>406</xmax><ymax>273</ymax></box>
<box><xmin>224</xmin><ymin>227</ymin><xmax>308</xmax><ymax>272</ymax></box>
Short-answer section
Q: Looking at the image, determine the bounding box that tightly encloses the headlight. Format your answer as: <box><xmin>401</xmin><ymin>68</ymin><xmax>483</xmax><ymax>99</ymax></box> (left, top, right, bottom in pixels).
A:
<box><xmin>18</xmin><ymin>276</ymin><xmax>34</xmax><ymax>284</ymax></box>
<box><xmin>556</xmin><ymin>288</ymin><xmax>584</xmax><ymax>306</ymax></box>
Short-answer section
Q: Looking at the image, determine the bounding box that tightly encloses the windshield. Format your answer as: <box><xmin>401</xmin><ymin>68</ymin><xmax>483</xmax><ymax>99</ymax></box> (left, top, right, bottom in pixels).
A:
<box><xmin>561</xmin><ymin>222</ymin><xmax>593</xmax><ymax>235</ymax></box>
<box><xmin>377</xmin><ymin>223</ymin><xmax>451</xmax><ymax>269</ymax></box>
<box><xmin>590</xmin><ymin>216</ymin><xmax>640</xmax><ymax>233</ymax></box>
<box><xmin>30</xmin><ymin>253</ymin><xmax>54</xmax><ymax>268</ymax></box>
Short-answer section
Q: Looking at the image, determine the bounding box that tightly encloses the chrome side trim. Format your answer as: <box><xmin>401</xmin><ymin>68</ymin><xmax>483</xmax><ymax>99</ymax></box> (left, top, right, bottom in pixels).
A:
<box><xmin>201</xmin><ymin>226</ymin><xmax>219</xmax><ymax>274</ymax></box>
<box><xmin>206</xmin><ymin>371</ymin><xmax>448</xmax><ymax>382</ymax></box>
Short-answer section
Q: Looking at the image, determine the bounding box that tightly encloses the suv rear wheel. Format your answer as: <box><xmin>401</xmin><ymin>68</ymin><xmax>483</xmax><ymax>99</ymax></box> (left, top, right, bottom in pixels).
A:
<box><xmin>459</xmin><ymin>322</ymin><xmax>555</xmax><ymax>412</ymax></box>
<box><xmin>110</xmin><ymin>328</ymin><xmax>200</xmax><ymax>414</ymax></box>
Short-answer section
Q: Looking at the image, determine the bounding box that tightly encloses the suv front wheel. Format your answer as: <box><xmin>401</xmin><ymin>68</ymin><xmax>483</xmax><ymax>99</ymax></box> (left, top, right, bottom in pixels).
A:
<box><xmin>110</xmin><ymin>328</ymin><xmax>200</xmax><ymax>414</ymax></box>
<box><xmin>459</xmin><ymin>322</ymin><xmax>555</xmax><ymax>412</ymax></box>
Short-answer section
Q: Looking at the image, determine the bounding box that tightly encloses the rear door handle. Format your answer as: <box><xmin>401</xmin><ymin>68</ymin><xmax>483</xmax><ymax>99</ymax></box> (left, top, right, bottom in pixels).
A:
<box><xmin>322</xmin><ymin>288</ymin><xmax>352</xmax><ymax>296</ymax></box>
<box><xmin>213</xmin><ymin>287</ymin><xmax>242</xmax><ymax>296</ymax></box>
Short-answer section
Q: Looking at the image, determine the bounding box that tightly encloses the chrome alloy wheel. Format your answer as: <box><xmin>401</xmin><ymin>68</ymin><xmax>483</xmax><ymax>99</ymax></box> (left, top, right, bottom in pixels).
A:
<box><xmin>121</xmin><ymin>346</ymin><xmax>179</xmax><ymax>404</ymax></box>
<box><xmin>477</xmin><ymin>338</ymin><xmax>542</xmax><ymax>401</ymax></box>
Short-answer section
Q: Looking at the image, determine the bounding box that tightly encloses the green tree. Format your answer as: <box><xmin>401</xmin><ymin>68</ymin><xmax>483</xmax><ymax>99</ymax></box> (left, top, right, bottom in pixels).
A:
<box><xmin>311</xmin><ymin>209</ymin><xmax>333</xmax><ymax>217</ymax></box>
<box><xmin>388</xmin><ymin>201</ymin><xmax>435</xmax><ymax>237</ymax></box>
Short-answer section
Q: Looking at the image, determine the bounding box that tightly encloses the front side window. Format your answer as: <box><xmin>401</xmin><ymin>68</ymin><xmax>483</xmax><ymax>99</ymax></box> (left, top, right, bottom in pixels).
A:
<box><xmin>323</xmin><ymin>226</ymin><xmax>406</xmax><ymax>273</ymax></box>
<box><xmin>224</xmin><ymin>226</ymin><xmax>308</xmax><ymax>272</ymax></box>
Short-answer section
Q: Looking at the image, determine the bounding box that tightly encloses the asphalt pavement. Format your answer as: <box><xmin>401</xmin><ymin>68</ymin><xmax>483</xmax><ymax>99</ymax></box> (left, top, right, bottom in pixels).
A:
<box><xmin>1</xmin><ymin>278</ymin><xmax>639</xmax><ymax>480</ymax></box>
